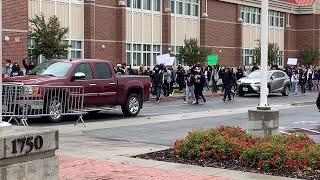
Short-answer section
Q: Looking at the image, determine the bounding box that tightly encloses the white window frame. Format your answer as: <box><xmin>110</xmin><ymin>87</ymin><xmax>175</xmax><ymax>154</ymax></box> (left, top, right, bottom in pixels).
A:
<box><xmin>242</xmin><ymin>48</ymin><xmax>255</xmax><ymax>67</ymax></box>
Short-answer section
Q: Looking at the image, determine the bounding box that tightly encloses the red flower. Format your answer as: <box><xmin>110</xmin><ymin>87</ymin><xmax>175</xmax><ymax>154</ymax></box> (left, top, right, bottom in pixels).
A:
<box><xmin>258</xmin><ymin>161</ymin><xmax>264</xmax><ymax>168</ymax></box>
<box><xmin>270</xmin><ymin>158</ymin><xmax>275</xmax><ymax>165</ymax></box>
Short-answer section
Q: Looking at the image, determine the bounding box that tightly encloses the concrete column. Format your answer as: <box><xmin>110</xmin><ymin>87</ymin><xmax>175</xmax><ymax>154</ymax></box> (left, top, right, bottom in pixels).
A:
<box><xmin>117</xmin><ymin>1</ymin><xmax>126</xmax><ymax>64</ymax></box>
<box><xmin>162</xmin><ymin>0</ymin><xmax>171</xmax><ymax>54</ymax></box>
<box><xmin>248</xmin><ymin>109</ymin><xmax>280</xmax><ymax>138</ymax></box>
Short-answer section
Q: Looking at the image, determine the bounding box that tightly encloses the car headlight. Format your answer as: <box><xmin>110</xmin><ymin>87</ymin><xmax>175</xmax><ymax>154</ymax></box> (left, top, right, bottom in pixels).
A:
<box><xmin>237</xmin><ymin>80</ymin><xmax>241</xmax><ymax>84</ymax></box>
<box><xmin>24</xmin><ymin>86</ymin><xmax>39</xmax><ymax>95</ymax></box>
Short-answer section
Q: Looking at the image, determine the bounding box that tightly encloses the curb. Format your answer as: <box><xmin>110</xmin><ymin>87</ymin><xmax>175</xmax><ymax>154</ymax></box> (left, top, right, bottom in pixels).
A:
<box><xmin>147</xmin><ymin>93</ymin><xmax>224</xmax><ymax>102</ymax></box>
<box><xmin>291</xmin><ymin>101</ymin><xmax>315</xmax><ymax>106</ymax></box>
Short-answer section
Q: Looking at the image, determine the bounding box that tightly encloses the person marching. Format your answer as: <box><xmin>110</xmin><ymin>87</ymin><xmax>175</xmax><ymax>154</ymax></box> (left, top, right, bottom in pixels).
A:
<box><xmin>193</xmin><ymin>66</ymin><xmax>206</xmax><ymax>104</ymax></box>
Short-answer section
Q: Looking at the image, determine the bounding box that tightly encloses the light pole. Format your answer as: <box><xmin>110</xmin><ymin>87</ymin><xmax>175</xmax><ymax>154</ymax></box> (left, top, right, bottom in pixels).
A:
<box><xmin>258</xmin><ymin>0</ymin><xmax>270</xmax><ymax>110</ymax></box>
<box><xmin>247</xmin><ymin>0</ymin><xmax>279</xmax><ymax>138</ymax></box>
<box><xmin>0</xmin><ymin>1</ymin><xmax>12</xmax><ymax>127</ymax></box>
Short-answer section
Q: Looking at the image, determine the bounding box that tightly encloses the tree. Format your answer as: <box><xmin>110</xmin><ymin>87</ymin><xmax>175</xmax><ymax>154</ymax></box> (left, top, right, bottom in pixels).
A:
<box><xmin>176</xmin><ymin>38</ymin><xmax>212</xmax><ymax>66</ymax></box>
<box><xmin>299</xmin><ymin>47</ymin><xmax>320</xmax><ymax>66</ymax></box>
<box><xmin>253</xmin><ymin>40</ymin><xmax>280</xmax><ymax>66</ymax></box>
<box><xmin>29</xmin><ymin>14</ymin><xmax>70</xmax><ymax>60</ymax></box>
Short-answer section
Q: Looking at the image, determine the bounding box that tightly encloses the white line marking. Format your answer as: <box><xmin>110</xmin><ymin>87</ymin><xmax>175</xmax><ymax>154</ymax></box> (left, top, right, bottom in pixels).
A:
<box><xmin>299</xmin><ymin>128</ymin><xmax>320</xmax><ymax>134</ymax></box>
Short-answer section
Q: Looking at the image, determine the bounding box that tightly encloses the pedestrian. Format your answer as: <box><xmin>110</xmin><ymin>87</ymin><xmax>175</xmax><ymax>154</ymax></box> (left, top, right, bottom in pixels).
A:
<box><xmin>193</xmin><ymin>67</ymin><xmax>206</xmax><ymax>104</ymax></box>
<box><xmin>115</xmin><ymin>64</ymin><xmax>125</xmax><ymax>75</ymax></box>
<box><xmin>299</xmin><ymin>68</ymin><xmax>307</xmax><ymax>94</ymax></box>
<box><xmin>2</xmin><ymin>60</ymin><xmax>12</xmax><ymax>78</ymax></box>
<box><xmin>162</xmin><ymin>67</ymin><xmax>171</xmax><ymax>97</ymax></box>
<box><xmin>176</xmin><ymin>64</ymin><xmax>185</xmax><ymax>93</ymax></box>
<box><xmin>150</xmin><ymin>65</ymin><xmax>163</xmax><ymax>103</ymax></box>
<box><xmin>10</xmin><ymin>63</ymin><xmax>24</xmax><ymax>77</ymax></box>
<box><xmin>251</xmin><ymin>63</ymin><xmax>259</xmax><ymax>72</ymax></box>
<box><xmin>222</xmin><ymin>68</ymin><xmax>233</xmax><ymax>101</ymax></box>
<box><xmin>291</xmin><ymin>70</ymin><xmax>299</xmax><ymax>95</ymax></box>
<box><xmin>204</xmin><ymin>67</ymin><xmax>210</xmax><ymax>92</ymax></box>
<box><xmin>235</xmin><ymin>67</ymin><xmax>244</xmax><ymax>92</ymax></box>
<box><xmin>139</xmin><ymin>64</ymin><xmax>148</xmax><ymax>75</ymax></box>
<box><xmin>307</xmin><ymin>66</ymin><xmax>314</xmax><ymax>92</ymax></box>
<box><xmin>314</xmin><ymin>67</ymin><xmax>320</xmax><ymax>91</ymax></box>
<box><xmin>169</xmin><ymin>66</ymin><xmax>175</xmax><ymax>96</ymax></box>
<box><xmin>211</xmin><ymin>66</ymin><xmax>219</xmax><ymax>93</ymax></box>
<box><xmin>22</xmin><ymin>58</ymin><xmax>36</xmax><ymax>75</ymax></box>
<box><xmin>184</xmin><ymin>69</ymin><xmax>195</xmax><ymax>104</ymax></box>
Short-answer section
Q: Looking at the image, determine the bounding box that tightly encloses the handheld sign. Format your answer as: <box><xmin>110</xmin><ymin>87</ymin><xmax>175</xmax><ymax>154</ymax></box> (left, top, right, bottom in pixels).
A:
<box><xmin>208</xmin><ymin>55</ymin><xmax>219</xmax><ymax>66</ymax></box>
<box><xmin>287</xmin><ymin>58</ymin><xmax>298</xmax><ymax>65</ymax></box>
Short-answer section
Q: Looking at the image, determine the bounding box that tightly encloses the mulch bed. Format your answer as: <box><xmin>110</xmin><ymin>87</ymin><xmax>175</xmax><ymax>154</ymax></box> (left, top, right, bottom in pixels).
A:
<box><xmin>133</xmin><ymin>149</ymin><xmax>320</xmax><ymax>180</ymax></box>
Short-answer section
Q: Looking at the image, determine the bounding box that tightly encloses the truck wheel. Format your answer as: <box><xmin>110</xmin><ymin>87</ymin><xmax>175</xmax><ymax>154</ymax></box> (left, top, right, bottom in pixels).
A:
<box><xmin>282</xmin><ymin>85</ymin><xmax>290</xmax><ymax>96</ymax></box>
<box><xmin>45</xmin><ymin>95</ymin><xmax>64</xmax><ymax>123</ymax></box>
<box><xmin>122</xmin><ymin>93</ymin><xmax>141</xmax><ymax>117</ymax></box>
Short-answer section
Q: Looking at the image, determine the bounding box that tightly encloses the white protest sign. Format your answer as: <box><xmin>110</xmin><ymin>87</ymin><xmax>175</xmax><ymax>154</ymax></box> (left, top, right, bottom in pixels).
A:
<box><xmin>156</xmin><ymin>54</ymin><xmax>174</xmax><ymax>65</ymax></box>
<box><xmin>287</xmin><ymin>58</ymin><xmax>298</xmax><ymax>65</ymax></box>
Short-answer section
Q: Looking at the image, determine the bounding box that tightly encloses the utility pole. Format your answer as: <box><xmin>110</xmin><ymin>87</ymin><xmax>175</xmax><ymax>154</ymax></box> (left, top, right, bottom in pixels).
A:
<box><xmin>258</xmin><ymin>0</ymin><xmax>270</xmax><ymax>110</ymax></box>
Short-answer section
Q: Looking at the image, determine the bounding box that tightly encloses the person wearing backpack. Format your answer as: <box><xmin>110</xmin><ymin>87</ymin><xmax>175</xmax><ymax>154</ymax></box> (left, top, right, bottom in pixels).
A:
<box><xmin>162</xmin><ymin>67</ymin><xmax>171</xmax><ymax>97</ymax></box>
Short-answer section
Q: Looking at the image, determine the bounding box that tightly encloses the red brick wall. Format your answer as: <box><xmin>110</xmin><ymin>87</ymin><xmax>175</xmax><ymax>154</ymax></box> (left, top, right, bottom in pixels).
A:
<box><xmin>2</xmin><ymin>0</ymin><xmax>28</xmax><ymax>66</ymax></box>
<box><xmin>84</xmin><ymin>0</ymin><xmax>125</xmax><ymax>65</ymax></box>
<box><xmin>200</xmin><ymin>0</ymin><xmax>241</xmax><ymax>67</ymax></box>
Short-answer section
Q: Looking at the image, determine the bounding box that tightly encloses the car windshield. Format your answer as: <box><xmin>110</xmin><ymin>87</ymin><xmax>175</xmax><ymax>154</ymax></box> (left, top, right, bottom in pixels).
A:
<box><xmin>248</xmin><ymin>71</ymin><xmax>272</xmax><ymax>78</ymax></box>
<box><xmin>29</xmin><ymin>61</ymin><xmax>73</xmax><ymax>78</ymax></box>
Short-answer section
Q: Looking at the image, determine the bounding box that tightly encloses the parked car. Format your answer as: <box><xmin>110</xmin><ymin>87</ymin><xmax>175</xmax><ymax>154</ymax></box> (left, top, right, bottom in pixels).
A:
<box><xmin>237</xmin><ymin>70</ymin><xmax>291</xmax><ymax>97</ymax></box>
<box><xmin>3</xmin><ymin>59</ymin><xmax>151</xmax><ymax>122</ymax></box>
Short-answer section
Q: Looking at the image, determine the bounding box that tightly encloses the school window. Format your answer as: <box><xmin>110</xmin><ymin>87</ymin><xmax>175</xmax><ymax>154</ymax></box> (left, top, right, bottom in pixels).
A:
<box><xmin>184</xmin><ymin>0</ymin><xmax>191</xmax><ymax>15</ymax></box>
<box><xmin>240</xmin><ymin>6</ymin><xmax>260</xmax><ymax>24</ymax></box>
<box><xmin>70</xmin><ymin>41</ymin><xmax>82</xmax><ymax>59</ymax></box>
<box><xmin>153</xmin><ymin>45</ymin><xmax>161</xmax><ymax>66</ymax></box>
<box><xmin>242</xmin><ymin>49</ymin><xmax>255</xmax><ymax>67</ymax></box>
<box><xmin>170</xmin><ymin>0</ymin><xmax>175</xmax><ymax>13</ymax></box>
<box><xmin>126</xmin><ymin>44</ymin><xmax>132</xmax><ymax>66</ymax></box>
<box><xmin>171</xmin><ymin>45</ymin><xmax>183</xmax><ymax>66</ymax></box>
<box><xmin>269</xmin><ymin>10</ymin><xmax>284</xmax><ymax>27</ymax></box>
<box><xmin>125</xmin><ymin>0</ymin><xmax>131</xmax><ymax>7</ymax></box>
<box><xmin>143</xmin><ymin>45</ymin><xmax>152</xmax><ymax>66</ymax></box>
<box><xmin>176</xmin><ymin>0</ymin><xmax>183</xmax><ymax>14</ymax></box>
<box><xmin>143</xmin><ymin>0</ymin><xmax>151</xmax><ymax>10</ymax></box>
<box><xmin>133</xmin><ymin>44</ymin><xmax>142</xmax><ymax>66</ymax></box>
<box><xmin>192</xmin><ymin>0</ymin><xmax>199</xmax><ymax>16</ymax></box>
<box><xmin>153</xmin><ymin>0</ymin><xmax>161</xmax><ymax>11</ymax></box>
<box><xmin>127</xmin><ymin>43</ymin><xmax>161</xmax><ymax>66</ymax></box>
<box><xmin>133</xmin><ymin>0</ymin><xmax>141</xmax><ymax>9</ymax></box>
<box><xmin>278</xmin><ymin>51</ymin><xmax>284</xmax><ymax>67</ymax></box>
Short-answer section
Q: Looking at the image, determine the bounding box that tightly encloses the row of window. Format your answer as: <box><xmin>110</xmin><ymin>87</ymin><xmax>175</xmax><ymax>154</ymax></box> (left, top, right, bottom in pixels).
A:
<box><xmin>28</xmin><ymin>39</ymin><xmax>83</xmax><ymax>64</ymax></box>
<box><xmin>242</xmin><ymin>49</ymin><xmax>283</xmax><ymax>67</ymax></box>
<box><xmin>126</xmin><ymin>44</ymin><xmax>161</xmax><ymax>66</ymax></box>
<box><xmin>74</xmin><ymin>63</ymin><xmax>112</xmax><ymax>80</ymax></box>
<box><xmin>125</xmin><ymin>0</ymin><xmax>161</xmax><ymax>11</ymax></box>
<box><xmin>240</xmin><ymin>6</ymin><xmax>284</xmax><ymax>27</ymax></box>
<box><xmin>170</xmin><ymin>0</ymin><xmax>199</xmax><ymax>16</ymax></box>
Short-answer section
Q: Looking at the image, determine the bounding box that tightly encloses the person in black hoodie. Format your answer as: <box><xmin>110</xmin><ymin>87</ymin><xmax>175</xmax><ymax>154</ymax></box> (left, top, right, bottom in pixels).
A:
<box><xmin>222</xmin><ymin>68</ymin><xmax>233</xmax><ymax>101</ymax></box>
<box><xmin>23</xmin><ymin>58</ymin><xmax>35</xmax><ymax>75</ymax></box>
<box><xmin>193</xmin><ymin>67</ymin><xmax>206</xmax><ymax>104</ymax></box>
<box><xmin>150</xmin><ymin>65</ymin><xmax>163</xmax><ymax>103</ymax></box>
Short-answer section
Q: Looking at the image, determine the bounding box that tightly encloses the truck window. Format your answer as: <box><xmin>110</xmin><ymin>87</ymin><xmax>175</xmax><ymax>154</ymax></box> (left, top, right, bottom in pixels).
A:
<box><xmin>94</xmin><ymin>63</ymin><xmax>112</xmax><ymax>79</ymax></box>
<box><xmin>74</xmin><ymin>63</ymin><xmax>93</xmax><ymax>80</ymax></box>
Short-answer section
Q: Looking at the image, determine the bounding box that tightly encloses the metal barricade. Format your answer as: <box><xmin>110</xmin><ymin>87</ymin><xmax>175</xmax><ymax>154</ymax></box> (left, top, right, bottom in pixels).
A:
<box><xmin>2</xmin><ymin>84</ymin><xmax>86</xmax><ymax>126</ymax></box>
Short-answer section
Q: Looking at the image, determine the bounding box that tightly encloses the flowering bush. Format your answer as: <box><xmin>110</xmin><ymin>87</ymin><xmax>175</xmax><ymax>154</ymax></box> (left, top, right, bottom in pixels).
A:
<box><xmin>241</xmin><ymin>134</ymin><xmax>318</xmax><ymax>171</ymax></box>
<box><xmin>173</xmin><ymin>126</ymin><xmax>255</xmax><ymax>160</ymax></box>
<box><xmin>173</xmin><ymin>126</ymin><xmax>320</xmax><ymax>172</ymax></box>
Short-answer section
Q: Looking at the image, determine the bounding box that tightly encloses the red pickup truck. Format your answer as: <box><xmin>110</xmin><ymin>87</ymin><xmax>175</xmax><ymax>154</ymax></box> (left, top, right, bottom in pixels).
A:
<box><xmin>3</xmin><ymin>59</ymin><xmax>151</xmax><ymax>122</ymax></box>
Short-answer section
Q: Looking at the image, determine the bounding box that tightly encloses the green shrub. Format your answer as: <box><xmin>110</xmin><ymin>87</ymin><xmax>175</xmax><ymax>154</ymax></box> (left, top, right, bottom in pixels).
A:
<box><xmin>240</xmin><ymin>134</ymin><xmax>318</xmax><ymax>171</ymax></box>
<box><xmin>173</xmin><ymin>126</ymin><xmax>255</xmax><ymax>160</ymax></box>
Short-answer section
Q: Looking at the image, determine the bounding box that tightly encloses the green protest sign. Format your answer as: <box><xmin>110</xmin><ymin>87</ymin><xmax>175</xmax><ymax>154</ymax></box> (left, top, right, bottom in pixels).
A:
<box><xmin>208</xmin><ymin>55</ymin><xmax>218</xmax><ymax>66</ymax></box>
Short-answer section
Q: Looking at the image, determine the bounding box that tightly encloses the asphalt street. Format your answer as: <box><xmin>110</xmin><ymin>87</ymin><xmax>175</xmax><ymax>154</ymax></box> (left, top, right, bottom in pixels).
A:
<box><xmin>28</xmin><ymin>92</ymin><xmax>319</xmax><ymax>144</ymax></box>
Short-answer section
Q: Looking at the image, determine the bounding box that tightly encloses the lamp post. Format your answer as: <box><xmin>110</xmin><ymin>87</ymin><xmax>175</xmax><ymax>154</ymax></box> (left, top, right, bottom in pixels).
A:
<box><xmin>258</xmin><ymin>0</ymin><xmax>270</xmax><ymax>110</ymax></box>
<box><xmin>0</xmin><ymin>1</ymin><xmax>12</xmax><ymax>127</ymax></box>
<box><xmin>247</xmin><ymin>0</ymin><xmax>279</xmax><ymax>138</ymax></box>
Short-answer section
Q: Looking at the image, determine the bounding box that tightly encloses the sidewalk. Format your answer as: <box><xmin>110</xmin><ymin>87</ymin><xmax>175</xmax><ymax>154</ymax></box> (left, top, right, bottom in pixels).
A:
<box><xmin>59</xmin><ymin>156</ymin><xmax>232</xmax><ymax>180</ymax></box>
<box><xmin>149</xmin><ymin>92</ymin><xmax>224</xmax><ymax>102</ymax></box>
